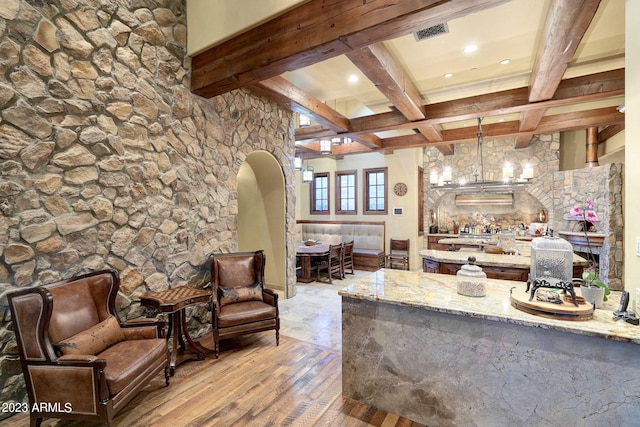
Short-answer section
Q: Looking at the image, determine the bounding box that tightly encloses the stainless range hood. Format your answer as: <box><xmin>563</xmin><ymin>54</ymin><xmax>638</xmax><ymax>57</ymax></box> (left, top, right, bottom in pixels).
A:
<box><xmin>455</xmin><ymin>193</ymin><xmax>514</xmax><ymax>206</ymax></box>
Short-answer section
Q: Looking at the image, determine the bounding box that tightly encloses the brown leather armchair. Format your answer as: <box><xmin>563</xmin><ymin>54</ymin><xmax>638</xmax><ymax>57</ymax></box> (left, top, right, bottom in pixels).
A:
<box><xmin>210</xmin><ymin>250</ymin><xmax>279</xmax><ymax>358</ymax></box>
<box><xmin>7</xmin><ymin>270</ymin><xmax>170</xmax><ymax>427</ymax></box>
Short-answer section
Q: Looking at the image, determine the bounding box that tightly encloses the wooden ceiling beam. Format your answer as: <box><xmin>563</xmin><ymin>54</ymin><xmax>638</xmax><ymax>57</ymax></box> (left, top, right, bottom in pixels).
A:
<box><xmin>353</xmin><ymin>133</ymin><xmax>384</xmax><ymax>149</ymax></box>
<box><xmin>298</xmin><ymin>107</ymin><xmax>624</xmax><ymax>157</ymax></box>
<box><xmin>191</xmin><ymin>0</ymin><xmax>510</xmax><ymax>98</ymax></box>
<box><xmin>346</xmin><ymin>43</ymin><xmax>425</xmax><ymax>121</ymax></box>
<box><xmin>384</xmin><ymin>107</ymin><xmax>624</xmax><ymax>149</ymax></box>
<box><xmin>528</xmin><ymin>0</ymin><xmax>602</xmax><ymax>102</ymax></box>
<box><xmin>598</xmin><ymin>123</ymin><xmax>625</xmax><ymax>142</ymax></box>
<box><xmin>346</xmin><ymin>43</ymin><xmax>454</xmax><ymax>155</ymax></box>
<box><xmin>296</xmin><ymin>69</ymin><xmax>624</xmax><ymax>140</ymax></box>
<box><xmin>250</xmin><ymin>76</ymin><xmax>350</xmax><ymax>132</ymax></box>
<box><xmin>514</xmin><ymin>107</ymin><xmax>547</xmax><ymax>148</ymax></box>
<box><xmin>514</xmin><ymin>0</ymin><xmax>603</xmax><ymax>147</ymax></box>
<box><xmin>251</xmin><ymin>76</ymin><xmax>384</xmax><ymax>147</ymax></box>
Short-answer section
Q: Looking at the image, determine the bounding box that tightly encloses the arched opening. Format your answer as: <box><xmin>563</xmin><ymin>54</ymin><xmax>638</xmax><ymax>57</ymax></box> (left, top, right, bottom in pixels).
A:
<box><xmin>237</xmin><ymin>151</ymin><xmax>287</xmax><ymax>296</ymax></box>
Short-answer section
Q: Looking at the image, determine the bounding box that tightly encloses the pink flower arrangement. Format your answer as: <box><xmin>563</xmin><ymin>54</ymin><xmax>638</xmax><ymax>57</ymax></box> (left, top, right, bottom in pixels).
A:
<box><xmin>570</xmin><ymin>198</ymin><xmax>599</xmax><ymax>222</ymax></box>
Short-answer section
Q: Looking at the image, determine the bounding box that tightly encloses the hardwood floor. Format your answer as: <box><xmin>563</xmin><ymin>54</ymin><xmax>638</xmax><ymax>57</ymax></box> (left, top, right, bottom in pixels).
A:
<box><xmin>2</xmin><ymin>334</ymin><xmax>424</xmax><ymax>426</ymax></box>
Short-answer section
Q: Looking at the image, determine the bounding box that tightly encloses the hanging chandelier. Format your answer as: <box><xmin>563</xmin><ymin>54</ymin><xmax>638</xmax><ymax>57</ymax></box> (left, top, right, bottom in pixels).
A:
<box><xmin>430</xmin><ymin>117</ymin><xmax>534</xmax><ymax>194</ymax></box>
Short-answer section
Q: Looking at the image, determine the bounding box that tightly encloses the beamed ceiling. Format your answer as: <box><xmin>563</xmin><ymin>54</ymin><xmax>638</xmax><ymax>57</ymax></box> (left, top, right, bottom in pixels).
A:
<box><xmin>190</xmin><ymin>0</ymin><xmax>625</xmax><ymax>159</ymax></box>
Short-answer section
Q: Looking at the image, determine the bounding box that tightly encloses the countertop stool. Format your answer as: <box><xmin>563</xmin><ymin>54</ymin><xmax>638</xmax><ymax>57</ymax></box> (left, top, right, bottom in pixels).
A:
<box><xmin>141</xmin><ymin>286</ymin><xmax>212</xmax><ymax>375</ymax></box>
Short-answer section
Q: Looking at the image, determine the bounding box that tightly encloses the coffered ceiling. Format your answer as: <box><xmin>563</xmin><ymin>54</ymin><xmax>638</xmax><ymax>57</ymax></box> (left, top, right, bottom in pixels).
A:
<box><xmin>190</xmin><ymin>0</ymin><xmax>625</xmax><ymax>158</ymax></box>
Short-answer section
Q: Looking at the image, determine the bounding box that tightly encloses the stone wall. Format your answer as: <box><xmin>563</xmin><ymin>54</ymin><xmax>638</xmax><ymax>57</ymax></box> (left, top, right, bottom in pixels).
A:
<box><xmin>0</xmin><ymin>0</ymin><xmax>295</xmax><ymax>413</ymax></box>
<box><xmin>423</xmin><ymin>134</ymin><xmax>560</xmax><ymax>237</ymax></box>
<box><xmin>553</xmin><ymin>164</ymin><xmax>624</xmax><ymax>290</ymax></box>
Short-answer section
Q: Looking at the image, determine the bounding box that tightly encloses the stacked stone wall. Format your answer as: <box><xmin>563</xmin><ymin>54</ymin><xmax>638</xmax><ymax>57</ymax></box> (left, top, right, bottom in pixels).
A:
<box><xmin>0</xmin><ymin>0</ymin><xmax>295</xmax><ymax>412</ymax></box>
<box><xmin>553</xmin><ymin>164</ymin><xmax>624</xmax><ymax>290</ymax></box>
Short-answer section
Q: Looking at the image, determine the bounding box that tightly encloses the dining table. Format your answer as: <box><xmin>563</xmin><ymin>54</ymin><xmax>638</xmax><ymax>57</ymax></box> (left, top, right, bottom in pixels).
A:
<box><xmin>296</xmin><ymin>242</ymin><xmax>330</xmax><ymax>283</ymax></box>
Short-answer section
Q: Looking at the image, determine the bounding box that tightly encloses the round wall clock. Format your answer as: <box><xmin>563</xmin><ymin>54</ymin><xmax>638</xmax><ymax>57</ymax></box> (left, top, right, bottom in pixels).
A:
<box><xmin>394</xmin><ymin>182</ymin><xmax>408</xmax><ymax>196</ymax></box>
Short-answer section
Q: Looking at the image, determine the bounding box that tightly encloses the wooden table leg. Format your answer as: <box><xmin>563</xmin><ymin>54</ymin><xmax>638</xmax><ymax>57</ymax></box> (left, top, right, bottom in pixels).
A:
<box><xmin>168</xmin><ymin>311</ymin><xmax>180</xmax><ymax>376</ymax></box>
<box><xmin>297</xmin><ymin>255</ymin><xmax>315</xmax><ymax>283</ymax></box>
<box><xmin>179</xmin><ymin>308</ymin><xmax>211</xmax><ymax>359</ymax></box>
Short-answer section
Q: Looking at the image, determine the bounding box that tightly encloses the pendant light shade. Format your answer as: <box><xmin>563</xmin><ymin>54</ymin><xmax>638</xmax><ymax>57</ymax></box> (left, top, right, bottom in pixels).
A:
<box><xmin>302</xmin><ymin>166</ymin><xmax>314</xmax><ymax>183</ymax></box>
<box><xmin>319</xmin><ymin>139</ymin><xmax>332</xmax><ymax>155</ymax></box>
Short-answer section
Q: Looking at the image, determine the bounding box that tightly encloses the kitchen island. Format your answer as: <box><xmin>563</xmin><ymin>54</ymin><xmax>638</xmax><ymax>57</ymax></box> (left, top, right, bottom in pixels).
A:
<box><xmin>340</xmin><ymin>269</ymin><xmax>640</xmax><ymax>426</ymax></box>
<box><xmin>420</xmin><ymin>242</ymin><xmax>588</xmax><ymax>281</ymax></box>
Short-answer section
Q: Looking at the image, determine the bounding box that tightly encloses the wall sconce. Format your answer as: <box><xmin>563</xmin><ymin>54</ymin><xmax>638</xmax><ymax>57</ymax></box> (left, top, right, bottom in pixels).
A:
<box><xmin>522</xmin><ymin>163</ymin><xmax>534</xmax><ymax>180</ymax></box>
<box><xmin>319</xmin><ymin>139</ymin><xmax>332</xmax><ymax>155</ymax></box>
<box><xmin>429</xmin><ymin>171</ymin><xmax>438</xmax><ymax>185</ymax></box>
<box><xmin>294</xmin><ymin>156</ymin><xmax>303</xmax><ymax>171</ymax></box>
<box><xmin>302</xmin><ymin>166</ymin><xmax>314</xmax><ymax>183</ymax></box>
<box><xmin>442</xmin><ymin>166</ymin><xmax>452</xmax><ymax>183</ymax></box>
<box><xmin>502</xmin><ymin>163</ymin><xmax>514</xmax><ymax>181</ymax></box>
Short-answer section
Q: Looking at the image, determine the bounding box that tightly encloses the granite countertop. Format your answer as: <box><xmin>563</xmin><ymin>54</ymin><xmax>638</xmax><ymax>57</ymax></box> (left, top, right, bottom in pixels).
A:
<box><xmin>437</xmin><ymin>237</ymin><xmax>490</xmax><ymax>245</ymax></box>
<box><xmin>558</xmin><ymin>231</ymin><xmax>606</xmax><ymax>238</ymax></box>
<box><xmin>428</xmin><ymin>233</ymin><xmax>532</xmax><ymax>241</ymax></box>
<box><xmin>419</xmin><ymin>243</ymin><xmax>589</xmax><ymax>268</ymax></box>
<box><xmin>338</xmin><ymin>269</ymin><xmax>640</xmax><ymax>344</ymax></box>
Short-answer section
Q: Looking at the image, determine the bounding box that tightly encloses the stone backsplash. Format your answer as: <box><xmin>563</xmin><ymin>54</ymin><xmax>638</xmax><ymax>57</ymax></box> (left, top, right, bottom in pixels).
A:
<box><xmin>423</xmin><ymin>133</ymin><xmax>559</xmax><ymax>235</ymax></box>
<box><xmin>0</xmin><ymin>0</ymin><xmax>296</xmax><ymax>412</ymax></box>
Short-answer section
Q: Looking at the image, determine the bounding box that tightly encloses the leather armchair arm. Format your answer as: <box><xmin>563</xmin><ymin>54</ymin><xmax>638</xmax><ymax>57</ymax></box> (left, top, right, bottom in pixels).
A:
<box><xmin>58</xmin><ymin>355</ymin><xmax>99</xmax><ymax>364</ymax></box>
<box><xmin>262</xmin><ymin>288</ymin><xmax>279</xmax><ymax>306</ymax></box>
<box><xmin>122</xmin><ymin>317</ymin><xmax>166</xmax><ymax>339</ymax></box>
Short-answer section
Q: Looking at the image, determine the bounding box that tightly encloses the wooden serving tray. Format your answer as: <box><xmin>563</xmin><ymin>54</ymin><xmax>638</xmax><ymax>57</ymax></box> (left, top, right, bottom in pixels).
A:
<box><xmin>510</xmin><ymin>289</ymin><xmax>594</xmax><ymax>321</ymax></box>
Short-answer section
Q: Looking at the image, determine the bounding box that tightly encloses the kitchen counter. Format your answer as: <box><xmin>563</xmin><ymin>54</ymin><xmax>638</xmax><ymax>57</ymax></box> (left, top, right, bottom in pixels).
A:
<box><xmin>420</xmin><ymin>245</ymin><xmax>588</xmax><ymax>269</ymax></box>
<box><xmin>339</xmin><ymin>269</ymin><xmax>638</xmax><ymax>343</ymax></box>
<box><xmin>420</xmin><ymin>243</ymin><xmax>588</xmax><ymax>281</ymax></box>
<box><xmin>340</xmin><ymin>269</ymin><xmax>640</xmax><ymax>426</ymax></box>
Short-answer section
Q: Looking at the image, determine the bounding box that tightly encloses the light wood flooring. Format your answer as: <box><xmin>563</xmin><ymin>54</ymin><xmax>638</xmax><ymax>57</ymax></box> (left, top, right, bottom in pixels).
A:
<box><xmin>2</xmin><ymin>278</ymin><xmax>425</xmax><ymax>426</ymax></box>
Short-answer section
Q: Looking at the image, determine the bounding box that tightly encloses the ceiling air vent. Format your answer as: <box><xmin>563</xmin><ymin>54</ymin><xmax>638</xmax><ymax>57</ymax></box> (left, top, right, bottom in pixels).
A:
<box><xmin>414</xmin><ymin>23</ymin><xmax>449</xmax><ymax>42</ymax></box>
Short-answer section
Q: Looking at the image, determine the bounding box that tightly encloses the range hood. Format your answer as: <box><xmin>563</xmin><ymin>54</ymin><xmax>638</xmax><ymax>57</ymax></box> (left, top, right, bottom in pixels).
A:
<box><xmin>455</xmin><ymin>193</ymin><xmax>514</xmax><ymax>207</ymax></box>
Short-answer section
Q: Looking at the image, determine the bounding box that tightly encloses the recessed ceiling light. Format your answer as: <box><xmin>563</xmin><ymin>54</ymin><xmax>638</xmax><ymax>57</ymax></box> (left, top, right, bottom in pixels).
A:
<box><xmin>463</xmin><ymin>44</ymin><xmax>477</xmax><ymax>53</ymax></box>
<box><xmin>444</xmin><ymin>73</ymin><xmax>453</xmax><ymax>78</ymax></box>
<box><xmin>500</xmin><ymin>59</ymin><xmax>511</xmax><ymax>65</ymax></box>
<box><xmin>348</xmin><ymin>74</ymin><xmax>359</xmax><ymax>83</ymax></box>
<box><xmin>498</xmin><ymin>118</ymin><xmax>505</xmax><ymax>122</ymax></box>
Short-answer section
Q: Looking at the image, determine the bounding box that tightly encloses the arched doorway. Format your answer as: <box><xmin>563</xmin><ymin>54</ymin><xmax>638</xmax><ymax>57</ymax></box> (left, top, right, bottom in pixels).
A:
<box><xmin>237</xmin><ymin>151</ymin><xmax>287</xmax><ymax>296</ymax></box>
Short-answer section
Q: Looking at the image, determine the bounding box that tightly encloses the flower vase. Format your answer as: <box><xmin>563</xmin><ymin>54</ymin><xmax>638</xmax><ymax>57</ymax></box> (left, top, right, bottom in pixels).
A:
<box><xmin>580</xmin><ymin>286</ymin><xmax>605</xmax><ymax>308</ymax></box>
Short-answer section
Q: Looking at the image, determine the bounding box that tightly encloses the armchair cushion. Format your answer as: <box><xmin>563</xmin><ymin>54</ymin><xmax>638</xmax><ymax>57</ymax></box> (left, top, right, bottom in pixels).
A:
<box><xmin>218</xmin><ymin>301</ymin><xmax>277</xmax><ymax>328</ymax></box>
<box><xmin>57</xmin><ymin>316</ymin><xmax>125</xmax><ymax>356</ymax></box>
<box><xmin>99</xmin><ymin>338</ymin><xmax>167</xmax><ymax>396</ymax></box>
<box><xmin>218</xmin><ymin>283</ymin><xmax>263</xmax><ymax>306</ymax></box>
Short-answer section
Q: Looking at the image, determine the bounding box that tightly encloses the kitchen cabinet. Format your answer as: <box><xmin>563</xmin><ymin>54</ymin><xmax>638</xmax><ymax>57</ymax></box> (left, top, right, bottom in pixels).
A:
<box><xmin>426</xmin><ymin>235</ymin><xmax>450</xmax><ymax>251</ymax></box>
<box><xmin>422</xmin><ymin>259</ymin><xmax>530</xmax><ymax>281</ymax></box>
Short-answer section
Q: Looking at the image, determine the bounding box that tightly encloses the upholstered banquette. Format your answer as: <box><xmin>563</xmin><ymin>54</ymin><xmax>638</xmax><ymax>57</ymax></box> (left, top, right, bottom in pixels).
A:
<box><xmin>7</xmin><ymin>270</ymin><xmax>170</xmax><ymax>427</ymax></box>
<box><xmin>296</xmin><ymin>220</ymin><xmax>386</xmax><ymax>270</ymax></box>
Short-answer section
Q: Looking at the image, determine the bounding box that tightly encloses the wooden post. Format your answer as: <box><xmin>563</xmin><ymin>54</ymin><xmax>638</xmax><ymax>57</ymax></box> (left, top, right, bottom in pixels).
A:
<box><xmin>585</xmin><ymin>127</ymin><xmax>599</xmax><ymax>167</ymax></box>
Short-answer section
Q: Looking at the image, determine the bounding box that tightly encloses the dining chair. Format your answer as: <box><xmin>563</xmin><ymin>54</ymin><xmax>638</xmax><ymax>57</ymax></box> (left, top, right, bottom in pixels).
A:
<box><xmin>342</xmin><ymin>240</ymin><xmax>354</xmax><ymax>275</ymax></box>
<box><xmin>317</xmin><ymin>243</ymin><xmax>344</xmax><ymax>283</ymax></box>
<box><xmin>386</xmin><ymin>238</ymin><xmax>410</xmax><ymax>270</ymax></box>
